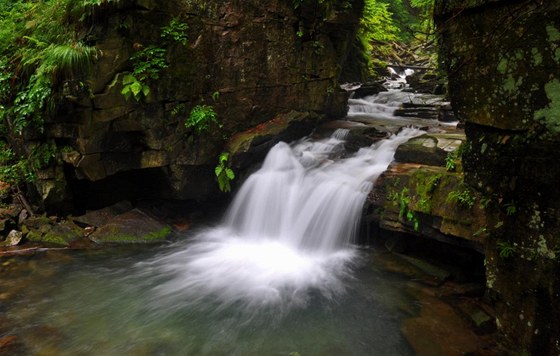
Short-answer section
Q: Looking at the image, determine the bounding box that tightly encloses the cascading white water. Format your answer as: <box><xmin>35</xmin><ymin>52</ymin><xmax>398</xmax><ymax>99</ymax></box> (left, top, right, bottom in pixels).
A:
<box><xmin>145</xmin><ymin>127</ymin><xmax>423</xmax><ymax>314</ymax></box>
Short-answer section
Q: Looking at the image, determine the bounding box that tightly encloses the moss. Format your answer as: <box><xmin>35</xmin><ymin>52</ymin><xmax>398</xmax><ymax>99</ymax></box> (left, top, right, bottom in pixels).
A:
<box><xmin>534</xmin><ymin>79</ymin><xmax>560</xmax><ymax>134</ymax></box>
<box><xmin>496</xmin><ymin>58</ymin><xmax>508</xmax><ymax>74</ymax></box>
<box><xmin>531</xmin><ymin>48</ymin><xmax>543</xmax><ymax>66</ymax></box>
<box><xmin>546</xmin><ymin>25</ymin><xmax>560</xmax><ymax>42</ymax></box>
<box><xmin>42</xmin><ymin>233</ymin><xmax>70</xmax><ymax>246</ymax></box>
<box><xmin>410</xmin><ymin>170</ymin><xmax>443</xmax><ymax>213</ymax></box>
<box><xmin>502</xmin><ymin>74</ymin><xmax>518</xmax><ymax>93</ymax></box>
<box><xmin>99</xmin><ymin>226</ymin><xmax>172</xmax><ymax>243</ymax></box>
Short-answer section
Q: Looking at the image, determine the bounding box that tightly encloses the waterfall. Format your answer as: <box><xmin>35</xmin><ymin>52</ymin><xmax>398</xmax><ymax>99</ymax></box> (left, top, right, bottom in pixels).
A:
<box><xmin>145</xmin><ymin>127</ymin><xmax>423</xmax><ymax>314</ymax></box>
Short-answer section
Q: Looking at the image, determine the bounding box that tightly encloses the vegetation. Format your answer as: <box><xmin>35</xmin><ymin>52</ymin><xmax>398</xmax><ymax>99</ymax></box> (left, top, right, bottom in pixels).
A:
<box><xmin>447</xmin><ymin>186</ymin><xmax>475</xmax><ymax>209</ymax></box>
<box><xmin>0</xmin><ymin>0</ymin><xmax>105</xmax><ymax>207</ymax></box>
<box><xmin>215</xmin><ymin>152</ymin><xmax>235</xmax><ymax>193</ymax></box>
<box><xmin>121</xmin><ymin>18</ymin><xmax>188</xmax><ymax>101</ymax></box>
<box><xmin>497</xmin><ymin>240</ymin><xmax>516</xmax><ymax>259</ymax></box>
<box><xmin>390</xmin><ymin>186</ymin><xmax>420</xmax><ymax>231</ymax></box>
<box><xmin>185</xmin><ymin>105</ymin><xmax>221</xmax><ymax>135</ymax></box>
<box><xmin>358</xmin><ymin>0</ymin><xmax>436</xmax><ymax>77</ymax></box>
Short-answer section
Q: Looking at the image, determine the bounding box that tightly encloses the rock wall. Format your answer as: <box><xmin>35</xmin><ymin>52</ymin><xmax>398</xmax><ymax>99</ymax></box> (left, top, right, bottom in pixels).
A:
<box><xmin>435</xmin><ymin>1</ymin><xmax>560</xmax><ymax>353</ymax></box>
<box><xmin>35</xmin><ymin>0</ymin><xmax>362</xmax><ymax>212</ymax></box>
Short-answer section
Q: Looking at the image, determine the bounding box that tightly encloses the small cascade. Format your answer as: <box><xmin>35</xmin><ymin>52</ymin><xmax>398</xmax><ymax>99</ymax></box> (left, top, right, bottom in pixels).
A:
<box><xmin>145</xmin><ymin>127</ymin><xmax>423</xmax><ymax>313</ymax></box>
<box><xmin>346</xmin><ymin>65</ymin><xmax>454</xmax><ymax>125</ymax></box>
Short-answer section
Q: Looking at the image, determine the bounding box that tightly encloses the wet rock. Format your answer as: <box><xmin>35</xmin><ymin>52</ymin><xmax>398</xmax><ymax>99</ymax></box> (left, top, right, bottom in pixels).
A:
<box><xmin>21</xmin><ymin>215</ymin><xmax>51</xmax><ymax>231</ymax></box>
<box><xmin>2</xmin><ymin>230</ymin><xmax>22</xmax><ymax>247</ymax></box>
<box><xmin>352</xmin><ymin>82</ymin><xmax>387</xmax><ymax>99</ymax></box>
<box><xmin>405</xmin><ymin>70</ymin><xmax>446</xmax><ymax>95</ymax></box>
<box><xmin>227</xmin><ymin>111</ymin><xmax>320</xmax><ymax>170</ymax></box>
<box><xmin>72</xmin><ymin>201</ymin><xmax>133</xmax><ymax>228</ymax></box>
<box><xmin>401</xmin><ymin>293</ymin><xmax>488</xmax><ymax>355</ymax></box>
<box><xmin>395</xmin><ymin>253</ymin><xmax>451</xmax><ymax>285</ymax></box>
<box><xmin>367</xmin><ymin>163</ymin><xmax>493</xmax><ymax>250</ymax></box>
<box><xmin>345</xmin><ymin>127</ymin><xmax>388</xmax><ymax>152</ymax></box>
<box><xmin>25</xmin><ymin>220</ymin><xmax>82</xmax><ymax>246</ymax></box>
<box><xmin>89</xmin><ymin>209</ymin><xmax>172</xmax><ymax>244</ymax></box>
<box><xmin>436</xmin><ymin>1</ymin><xmax>560</xmax><ymax>352</ymax></box>
<box><xmin>456</xmin><ymin>300</ymin><xmax>496</xmax><ymax>335</ymax></box>
<box><xmin>394</xmin><ymin>133</ymin><xmax>464</xmax><ymax>167</ymax></box>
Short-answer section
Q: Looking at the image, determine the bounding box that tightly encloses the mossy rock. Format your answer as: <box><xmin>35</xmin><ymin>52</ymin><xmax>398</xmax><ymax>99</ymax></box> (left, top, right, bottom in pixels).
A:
<box><xmin>89</xmin><ymin>209</ymin><xmax>172</xmax><ymax>244</ymax></box>
<box><xmin>25</xmin><ymin>220</ymin><xmax>83</xmax><ymax>246</ymax></box>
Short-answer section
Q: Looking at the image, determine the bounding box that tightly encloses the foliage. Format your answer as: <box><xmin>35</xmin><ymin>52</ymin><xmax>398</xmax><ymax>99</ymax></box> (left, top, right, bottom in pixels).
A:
<box><xmin>121</xmin><ymin>74</ymin><xmax>150</xmax><ymax>101</ymax></box>
<box><xmin>410</xmin><ymin>0</ymin><xmax>434</xmax><ymax>40</ymax></box>
<box><xmin>504</xmin><ymin>202</ymin><xmax>517</xmax><ymax>216</ymax></box>
<box><xmin>121</xmin><ymin>46</ymin><xmax>167</xmax><ymax>101</ymax></box>
<box><xmin>130</xmin><ymin>46</ymin><xmax>168</xmax><ymax>81</ymax></box>
<box><xmin>185</xmin><ymin>105</ymin><xmax>220</xmax><ymax>135</ymax></box>
<box><xmin>497</xmin><ymin>241</ymin><xmax>516</xmax><ymax>259</ymax></box>
<box><xmin>445</xmin><ymin>143</ymin><xmax>466</xmax><ymax>172</ymax></box>
<box><xmin>215</xmin><ymin>152</ymin><xmax>235</xmax><ymax>193</ymax></box>
<box><xmin>357</xmin><ymin>0</ymin><xmax>398</xmax><ymax>75</ymax></box>
<box><xmin>447</xmin><ymin>187</ymin><xmax>475</xmax><ymax>209</ymax></box>
<box><xmin>121</xmin><ymin>17</ymin><xmax>188</xmax><ymax>101</ymax></box>
<box><xmin>161</xmin><ymin>18</ymin><xmax>189</xmax><ymax>46</ymax></box>
<box><xmin>390</xmin><ymin>187</ymin><xmax>419</xmax><ymax>231</ymax></box>
<box><xmin>0</xmin><ymin>141</ymin><xmax>56</xmax><ymax>187</ymax></box>
<box><xmin>0</xmin><ymin>0</ymin><xmax>105</xmax><ymax>204</ymax></box>
<box><xmin>413</xmin><ymin>171</ymin><xmax>441</xmax><ymax>212</ymax></box>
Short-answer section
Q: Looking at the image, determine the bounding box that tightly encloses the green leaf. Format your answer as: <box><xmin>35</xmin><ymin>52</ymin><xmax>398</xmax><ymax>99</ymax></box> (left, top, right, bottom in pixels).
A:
<box><xmin>142</xmin><ymin>84</ymin><xmax>150</xmax><ymax>97</ymax></box>
<box><xmin>130</xmin><ymin>81</ymin><xmax>142</xmax><ymax>96</ymax></box>
<box><xmin>122</xmin><ymin>74</ymin><xmax>136</xmax><ymax>85</ymax></box>
<box><xmin>121</xmin><ymin>85</ymin><xmax>131</xmax><ymax>95</ymax></box>
<box><xmin>225</xmin><ymin>168</ymin><xmax>235</xmax><ymax>180</ymax></box>
<box><xmin>215</xmin><ymin>166</ymin><xmax>223</xmax><ymax>177</ymax></box>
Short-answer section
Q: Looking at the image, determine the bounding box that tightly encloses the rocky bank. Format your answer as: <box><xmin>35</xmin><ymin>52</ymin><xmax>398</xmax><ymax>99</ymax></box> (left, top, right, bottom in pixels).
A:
<box><xmin>435</xmin><ymin>0</ymin><xmax>560</xmax><ymax>353</ymax></box>
<box><xmin>25</xmin><ymin>0</ymin><xmax>363</xmax><ymax>213</ymax></box>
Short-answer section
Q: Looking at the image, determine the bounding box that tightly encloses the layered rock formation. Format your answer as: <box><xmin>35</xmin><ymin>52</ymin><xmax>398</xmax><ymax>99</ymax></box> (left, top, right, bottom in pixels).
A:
<box><xmin>435</xmin><ymin>1</ymin><xmax>560</xmax><ymax>353</ymax></box>
<box><xmin>33</xmin><ymin>0</ymin><xmax>363</xmax><ymax>212</ymax></box>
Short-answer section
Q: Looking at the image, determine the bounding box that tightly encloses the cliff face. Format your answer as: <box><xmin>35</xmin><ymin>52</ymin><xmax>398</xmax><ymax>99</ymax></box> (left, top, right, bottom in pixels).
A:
<box><xmin>435</xmin><ymin>1</ymin><xmax>560</xmax><ymax>353</ymax></box>
<box><xmin>36</xmin><ymin>0</ymin><xmax>362</xmax><ymax>211</ymax></box>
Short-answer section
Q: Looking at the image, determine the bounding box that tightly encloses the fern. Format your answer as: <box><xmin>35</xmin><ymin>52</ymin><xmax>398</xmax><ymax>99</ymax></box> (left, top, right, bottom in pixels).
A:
<box><xmin>185</xmin><ymin>105</ymin><xmax>220</xmax><ymax>135</ymax></box>
<box><xmin>41</xmin><ymin>42</ymin><xmax>97</xmax><ymax>81</ymax></box>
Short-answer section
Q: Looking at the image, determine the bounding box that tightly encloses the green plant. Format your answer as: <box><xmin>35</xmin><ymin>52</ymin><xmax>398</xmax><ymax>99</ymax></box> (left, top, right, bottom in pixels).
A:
<box><xmin>504</xmin><ymin>202</ymin><xmax>517</xmax><ymax>216</ymax></box>
<box><xmin>390</xmin><ymin>187</ymin><xmax>419</xmax><ymax>231</ymax></box>
<box><xmin>445</xmin><ymin>143</ymin><xmax>468</xmax><ymax>172</ymax></box>
<box><xmin>161</xmin><ymin>18</ymin><xmax>189</xmax><ymax>46</ymax></box>
<box><xmin>215</xmin><ymin>152</ymin><xmax>235</xmax><ymax>192</ymax></box>
<box><xmin>473</xmin><ymin>226</ymin><xmax>488</xmax><ymax>237</ymax></box>
<box><xmin>121</xmin><ymin>46</ymin><xmax>167</xmax><ymax>101</ymax></box>
<box><xmin>479</xmin><ymin>196</ymin><xmax>492</xmax><ymax>209</ymax></box>
<box><xmin>413</xmin><ymin>171</ymin><xmax>441</xmax><ymax>212</ymax></box>
<box><xmin>185</xmin><ymin>105</ymin><xmax>220</xmax><ymax>135</ymax></box>
<box><xmin>447</xmin><ymin>187</ymin><xmax>475</xmax><ymax>209</ymax></box>
<box><xmin>121</xmin><ymin>74</ymin><xmax>150</xmax><ymax>101</ymax></box>
<box><xmin>497</xmin><ymin>241</ymin><xmax>516</xmax><ymax>259</ymax></box>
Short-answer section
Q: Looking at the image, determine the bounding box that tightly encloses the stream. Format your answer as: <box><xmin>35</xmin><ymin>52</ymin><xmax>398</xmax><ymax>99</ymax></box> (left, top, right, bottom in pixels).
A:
<box><xmin>1</xmin><ymin>79</ymin><xmax>475</xmax><ymax>355</ymax></box>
